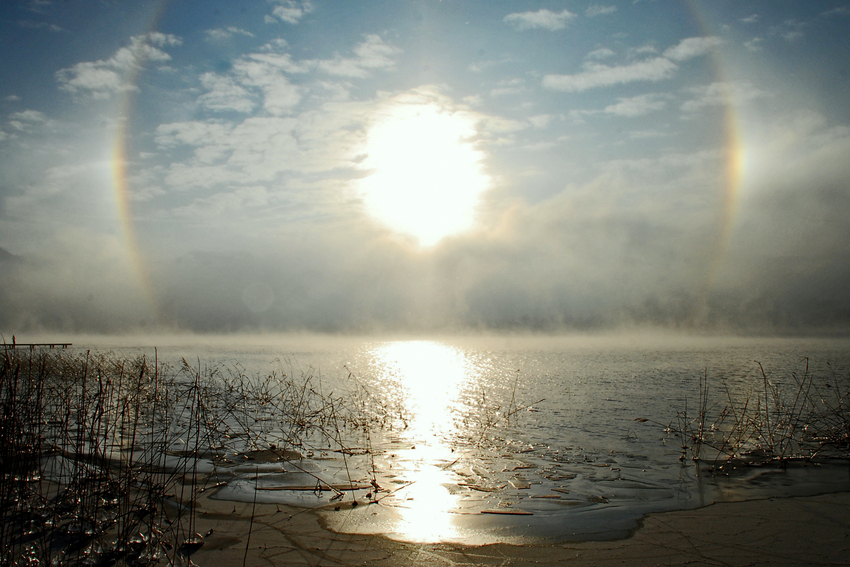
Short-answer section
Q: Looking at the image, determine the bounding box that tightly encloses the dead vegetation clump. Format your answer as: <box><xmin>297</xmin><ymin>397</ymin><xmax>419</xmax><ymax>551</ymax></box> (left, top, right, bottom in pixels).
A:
<box><xmin>644</xmin><ymin>358</ymin><xmax>850</xmax><ymax>474</ymax></box>
<box><xmin>0</xmin><ymin>347</ymin><xmax>391</xmax><ymax>566</ymax></box>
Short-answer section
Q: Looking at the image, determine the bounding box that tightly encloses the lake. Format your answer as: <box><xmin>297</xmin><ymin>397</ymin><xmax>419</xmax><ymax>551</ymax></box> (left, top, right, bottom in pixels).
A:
<box><xmin>77</xmin><ymin>333</ymin><xmax>850</xmax><ymax>544</ymax></box>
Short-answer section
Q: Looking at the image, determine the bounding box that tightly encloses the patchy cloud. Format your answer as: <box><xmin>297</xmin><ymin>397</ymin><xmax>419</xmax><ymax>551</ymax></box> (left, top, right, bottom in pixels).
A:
<box><xmin>24</xmin><ymin>0</ymin><xmax>52</xmax><ymax>14</ymax></box>
<box><xmin>544</xmin><ymin>37</ymin><xmax>719</xmax><ymax>93</ymax></box>
<box><xmin>681</xmin><ymin>82</ymin><xmax>770</xmax><ymax>113</ymax></box>
<box><xmin>821</xmin><ymin>7</ymin><xmax>850</xmax><ymax>17</ymax></box>
<box><xmin>3</xmin><ymin>109</ymin><xmax>50</xmax><ymax>140</ymax></box>
<box><xmin>193</xmin><ymin>49</ymin><xmax>313</xmax><ymax>116</ymax></box>
<box><xmin>604</xmin><ymin>94</ymin><xmax>667</xmax><ymax>117</ymax></box>
<box><xmin>585</xmin><ymin>5</ymin><xmax>617</xmax><ymax>17</ymax></box>
<box><xmin>269</xmin><ymin>0</ymin><xmax>313</xmax><ymax>24</ymax></box>
<box><xmin>17</xmin><ymin>20</ymin><xmax>64</xmax><ymax>32</ymax></box>
<box><xmin>8</xmin><ymin>110</ymin><xmax>49</xmax><ymax>132</ymax></box>
<box><xmin>662</xmin><ymin>37</ymin><xmax>722</xmax><ymax>61</ymax></box>
<box><xmin>56</xmin><ymin>33</ymin><xmax>181</xmax><ymax>99</ymax></box>
<box><xmin>314</xmin><ymin>34</ymin><xmax>402</xmax><ymax>78</ymax></box>
<box><xmin>204</xmin><ymin>27</ymin><xmax>255</xmax><ymax>41</ymax></box>
<box><xmin>490</xmin><ymin>78</ymin><xmax>525</xmax><ymax>97</ymax></box>
<box><xmin>240</xmin><ymin>73</ymin><xmax>301</xmax><ymax>116</ymax></box>
<box><xmin>503</xmin><ymin>9</ymin><xmax>577</xmax><ymax>31</ymax></box>
<box><xmin>528</xmin><ymin>114</ymin><xmax>555</xmax><ymax>129</ymax></box>
<box><xmin>586</xmin><ymin>48</ymin><xmax>616</xmax><ymax>60</ymax></box>
<box><xmin>197</xmin><ymin>73</ymin><xmax>256</xmax><ymax>113</ymax></box>
<box><xmin>544</xmin><ymin>58</ymin><xmax>677</xmax><ymax>92</ymax></box>
<box><xmin>632</xmin><ymin>45</ymin><xmax>659</xmax><ymax>56</ymax></box>
<box><xmin>772</xmin><ymin>19</ymin><xmax>806</xmax><ymax>42</ymax></box>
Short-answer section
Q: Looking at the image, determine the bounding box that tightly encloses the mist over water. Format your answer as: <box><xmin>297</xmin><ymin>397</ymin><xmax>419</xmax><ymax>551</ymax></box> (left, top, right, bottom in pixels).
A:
<box><xmin>60</xmin><ymin>332</ymin><xmax>850</xmax><ymax>543</ymax></box>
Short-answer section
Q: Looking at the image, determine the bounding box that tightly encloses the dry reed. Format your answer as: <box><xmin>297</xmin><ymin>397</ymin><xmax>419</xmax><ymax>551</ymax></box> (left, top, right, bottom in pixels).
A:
<box><xmin>645</xmin><ymin>358</ymin><xmax>850</xmax><ymax>474</ymax></box>
<box><xmin>0</xmin><ymin>347</ymin><xmax>390</xmax><ymax>566</ymax></box>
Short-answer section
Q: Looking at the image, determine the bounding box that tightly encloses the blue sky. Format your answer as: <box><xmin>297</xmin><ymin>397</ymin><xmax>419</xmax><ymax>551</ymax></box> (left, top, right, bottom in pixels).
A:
<box><xmin>1</xmin><ymin>0</ymin><xmax>849</xmax><ymax>334</ymax></box>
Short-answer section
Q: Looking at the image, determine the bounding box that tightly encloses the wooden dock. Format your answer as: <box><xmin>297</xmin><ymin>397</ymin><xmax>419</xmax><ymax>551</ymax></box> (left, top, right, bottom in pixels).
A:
<box><xmin>4</xmin><ymin>337</ymin><xmax>72</xmax><ymax>349</ymax></box>
<box><xmin>6</xmin><ymin>343</ymin><xmax>72</xmax><ymax>349</ymax></box>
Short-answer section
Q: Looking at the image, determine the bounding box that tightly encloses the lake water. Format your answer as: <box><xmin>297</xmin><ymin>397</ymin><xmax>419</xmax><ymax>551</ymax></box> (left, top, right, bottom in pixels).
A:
<box><xmin>81</xmin><ymin>333</ymin><xmax>850</xmax><ymax>544</ymax></box>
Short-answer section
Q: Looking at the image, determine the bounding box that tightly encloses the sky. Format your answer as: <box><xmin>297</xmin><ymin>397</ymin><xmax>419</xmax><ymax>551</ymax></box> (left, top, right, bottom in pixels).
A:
<box><xmin>1</xmin><ymin>0</ymin><xmax>849</xmax><ymax>336</ymax></box>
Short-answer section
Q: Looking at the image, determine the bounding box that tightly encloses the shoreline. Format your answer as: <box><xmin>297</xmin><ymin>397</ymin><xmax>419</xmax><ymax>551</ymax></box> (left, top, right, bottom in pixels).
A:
<box><xmin>188</xmin><ymin>489</ymin><xmax>850</xmax><ymax>566</ymax></box>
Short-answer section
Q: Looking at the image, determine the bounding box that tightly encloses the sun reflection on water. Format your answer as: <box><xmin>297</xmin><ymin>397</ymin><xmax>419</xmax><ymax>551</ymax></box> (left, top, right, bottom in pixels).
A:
<box><xmin>369</xmin><ymin>340</ymin><xmax>473</xmax><ymax>542</ymax></box>
<box><xmin>372</xmin><ymin>341</ymin><xmax>469</xmax><ymax>435</ymax></box>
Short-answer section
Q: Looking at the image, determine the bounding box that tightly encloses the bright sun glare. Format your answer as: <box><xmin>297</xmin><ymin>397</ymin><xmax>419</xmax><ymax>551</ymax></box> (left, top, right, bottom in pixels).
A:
<box><xmin>359</xmin><ymin>101</ymin><xmax>490</xmax><ymax>247</ymax></box>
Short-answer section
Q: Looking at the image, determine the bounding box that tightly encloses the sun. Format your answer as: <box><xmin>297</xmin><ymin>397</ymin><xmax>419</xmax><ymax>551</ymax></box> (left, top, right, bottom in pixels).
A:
<box><xmin>358</xmin><ymin>98</ymin><xmax>490</xmax><ymax>246</ymax></box>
